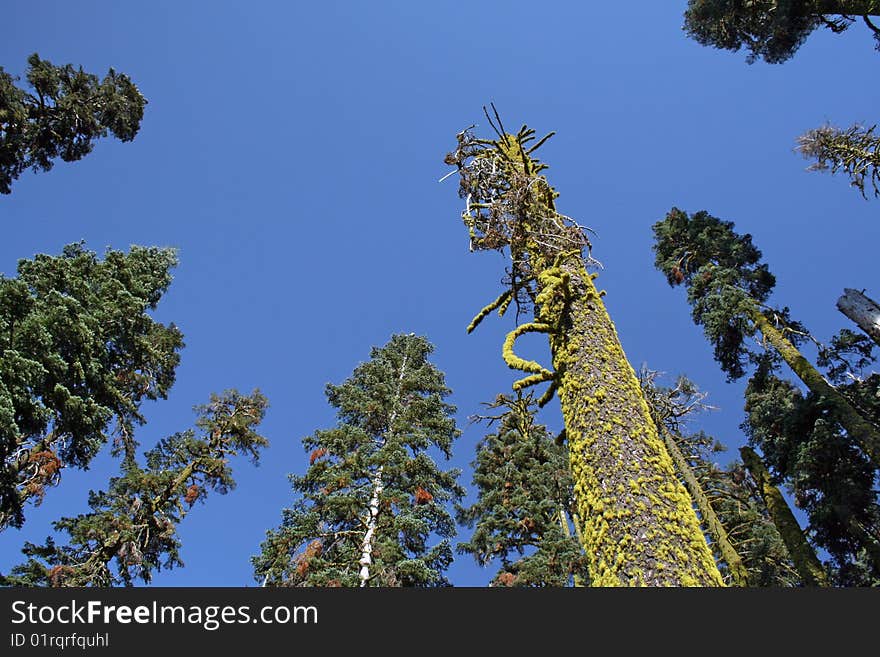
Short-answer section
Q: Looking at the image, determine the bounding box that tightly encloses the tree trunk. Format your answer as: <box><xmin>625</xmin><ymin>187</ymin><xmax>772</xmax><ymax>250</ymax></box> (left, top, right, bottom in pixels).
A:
<box><xmin>660</xmin><ymin>427</ymin><xmax>749</xmax><ymax>586</ymax></box>
<box><xmin>455</xmin><ymin>127</ymin><xmax>723</xmax><ymax>586</ymax></box>
<box><xmin>557</xmin><ymin>508</ymin><xmax>585</xmax><ymax>587</ymax></box>
<box><xmin>837</xmin><ymin>288</ymin><xmax>880</xmax><ymax>347</ymax></box>
<box><xmin>358</xmin><ymin>351</ymin><xmax>408</xmax><ymax>587</ymax></box>
<box><xmin>752</xmin><ymin>309</ymin><xmax>880</xmax><ymax>467</ymax></box>
<box><xmin>540</xmin><ymin>256</ymin><xmax>722</xmax><ymax>586</ymax></box>
<box><xmin>740</xmin><ymin>446</ymin><xmax>829</xmax><ymax>586</ymax></box>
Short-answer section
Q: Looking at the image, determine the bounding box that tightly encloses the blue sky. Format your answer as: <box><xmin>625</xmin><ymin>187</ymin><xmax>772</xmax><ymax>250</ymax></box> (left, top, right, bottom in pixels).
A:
<box><xmin>2</xmin><ymin>2</ymin><xmax>879</xmax><ymax>586</ymax></box>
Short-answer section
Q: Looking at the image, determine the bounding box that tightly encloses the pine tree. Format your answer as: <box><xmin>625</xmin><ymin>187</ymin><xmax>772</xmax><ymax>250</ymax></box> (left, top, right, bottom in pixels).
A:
<box><xmin>457</xmin><ymin>392</ymin><xmax>589</xmax><ymax>587</ymax></box>
<box><xmin>797</xmin><ymin>124</ymin><xmax>880</xmax><ymax>199</ymax></box>
<box><xmin>653</xmin><ymin>207</ymin><xmax>880</xmax><ymax>467</ymax></box>
<box><xmin>253</xmin><ymin>334</ymin><xmax>462</xmax><ymax>587</ymax></box>
<box><xmin>744</xmin><ymin>354</ymin><xmax>880</xmax><ymax>585</ymax></box>
<box><xmin>0</xmin><ymin>243</ymin><xmax>183</xmax><ymax>530</ymax></box>
<box><xmin>0</xmin><ymin>389</ymin><xmax>268</xmax><ymax>586</ymax></box>
<box><xmin>683</xmin><ymin>1</ymin><xmax>880</xmax><ymax>64</ymax></box>
<box><xmin>444</xmin><ymin>113</ymin><xmax>723</xmax><ymax>586</ymax></box>
<box><xmin>0</xmin><ymin>53</ymin><xmax>146</xmax><ymax>194</ymax></box>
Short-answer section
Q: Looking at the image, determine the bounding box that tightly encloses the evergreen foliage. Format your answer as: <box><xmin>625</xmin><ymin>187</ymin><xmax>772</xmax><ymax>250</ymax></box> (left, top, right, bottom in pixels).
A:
<box><xmin>0</xmin><ymin>53</ymin><xmax>146</xmax><ymax>194</ymax></box>
<box><xmin>0</xmin><ymin>243</ymin><xmax>183</xmax><ymax>530</ymax></box>
<box><xmin>683</xmin><ymin>1</ymin><xmax>880</xmax><ymax>64</ymax></box>
<box><xmin>1</xmin><ymin>389</ymin><xmax>268</xmax><ymax>586</ymax></box>
<box><xmin>253</xmin><ymin>334</ymin><xmax>462</xmax><ymax>587</ymax></box>
<box><xmin>457</xmin><ymin>392</ymin><xmax>588</xmax><ymax>587</ymax></box>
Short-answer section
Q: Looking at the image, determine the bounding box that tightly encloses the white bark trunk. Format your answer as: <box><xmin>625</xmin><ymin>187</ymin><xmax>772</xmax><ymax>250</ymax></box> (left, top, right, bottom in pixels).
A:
<box><xmin>837</xmin><ymin>288</ymin><xmax>880</xmax><ymax>347</ymax></box>
<box><xmin>358</xmin><ymin>351</ymin><xmax>408</xmax><ymax>587</ymax></box>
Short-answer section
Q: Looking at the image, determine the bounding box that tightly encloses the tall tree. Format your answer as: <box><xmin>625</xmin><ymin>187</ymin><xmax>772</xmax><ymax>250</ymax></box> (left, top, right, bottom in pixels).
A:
<box><xmin>0</xmin><ymin>243</ymin><xmax>183</xmax><ymax>530</ymax></box>
<box><xmin>797</xmin><ymin>124</ymin><xmax>880</xmax><ymax>199</ymax></box>
<box><xmin>253</xmin><ymin>334</ymin><xmax>462</xmax><ymax>587</ymax></box>
<box><xmin>457</xmin><ymin>392</ymin><xmax>589</xmax><ymax>587</ymax></box>
<box><xmin>744</xmin><ymin>354</ymin><xmax>880</xmax><ymax>585</ymax></box>
<box><xmin>0</xmin><ymin>53</ymin><xmax>146</xmax><ymax>194</ymax></box>
<box><xmin>444</xmin><ymin>113</ymin><xmax>723</xmax><ymax>586</ymax></box>
<box><xmin>739</xmin><ymin>445</ymin><xmax>830</xmax><ymax>585</ymax></box>
<box><xmin>1</xmin><ymin>389</ymin><xmax>268</xmax><ymax>587</ymax></box>
<box><xmin>683</xmin><ymin>1</ymin><xmax>880</xmax><ymax>64</ymax></box>
<box><xmin>653</xmin><ymin>207</ymin><xmax>880</xmax><ymax>467</ymax></box>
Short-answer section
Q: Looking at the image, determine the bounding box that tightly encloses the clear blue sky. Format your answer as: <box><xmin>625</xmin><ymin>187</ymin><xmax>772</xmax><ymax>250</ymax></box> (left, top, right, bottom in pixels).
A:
<box><xmin>2</xmin><ymin>2</ymin><xmax>878</xmax><ymax>586</ymax></box>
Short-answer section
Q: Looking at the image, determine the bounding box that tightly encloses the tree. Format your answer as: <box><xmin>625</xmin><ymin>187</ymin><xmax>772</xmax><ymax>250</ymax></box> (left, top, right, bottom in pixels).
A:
<box><xmin>739</xmin><ymin>445</ymin><xmax>830</xmax><ymax>585</ymax></box>
<box><xmin>0</xmin><ymin>243</ymin><xmax>183</xmax><ymax>530</ymax></box>
<box><xmin>797</xmin><ymin>124</ymin><xmax>880</xmax><ymax>199</ymax></box>
<box><xmin>744</xmin><ymin>354</ymin><xmax>880</xmax><ymax>585</ymax></box>
<box><xmin>653</xmin><ymin>207</ymin><xmax>880</xmax><ymax>467</ymax></box>
<box><xmin>683</xmin><ymin>1</ymin><xmax>880</xmax><ymax>64</ymax></box>
<box><xmin>1</xmin><ymin>389</ymin><xmax>268</xmax><ymax>587</ymax></box>
<box><xmin>837</xmin><ymin>288</ymin><xmax>880</xmax><ymax>346</ymax></box>
<box><xmin>0</xmin><ymin>53</ymin><xmax>146</xmax><ymax>194</ymax></box>
<box><xmin>253</xmin><ymin>334</ymin><xmax>463</xmax><ymax>587</ymax></box>
<box><xmin>444</xmin><ymin>112</ymin><xmax>723</xmax><ymax>586</ymax></box>
<box><xmin>457</xmin><ymin>392</ymin><xmax>589</xmax><ymax>587</ymax></box>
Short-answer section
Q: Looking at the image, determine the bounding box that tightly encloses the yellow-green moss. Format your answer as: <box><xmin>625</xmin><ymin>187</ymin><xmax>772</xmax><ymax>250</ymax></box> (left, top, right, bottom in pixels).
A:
<box><xmin>462</xmin><ymin>130</ymin><xmax>724</xmax><ymax>587</ymax></box>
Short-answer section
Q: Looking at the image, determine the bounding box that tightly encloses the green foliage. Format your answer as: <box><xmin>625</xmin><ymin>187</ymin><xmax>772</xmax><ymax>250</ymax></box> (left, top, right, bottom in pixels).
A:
<box><xmin>653</xmin><ymin>208</ymin><xmax>776</xmax><ymax>380</ymax></box>
<box><xmin>1</xmin><ymin>390</ymin><xmax>268</xmax><ymax>586</ymax></box>
<box><xmin>0</xmin><ymin>53</ymin><xmax>146</xmax><ymax>194</ymax></box>
<box><xmin>683</xmin><ymin>1</ymin><xmax>880</xmax><ymax>64</ymax></box>
<box><xmin>744</xmin><ymin>357</ymin><xmax>880</xmax><ymax>585</ymax></box>
<box><xmin>456</xmin><ymin>393</ymin><xmax>589</xmax><ymax>587</ymax></box>
<box><xmin>0</xmin><ymin>243</ymin><xmax>183</xmax><ymax>529</ymax></box>
<box><xmin>253</xmin><ymin>334</ymin><xmax>463</xmax><ymax>587</ymax></box>
<box><xmin>797</xmin><ymin>123</ymin><xmax>880</xmax><ymax>199</ymax></box>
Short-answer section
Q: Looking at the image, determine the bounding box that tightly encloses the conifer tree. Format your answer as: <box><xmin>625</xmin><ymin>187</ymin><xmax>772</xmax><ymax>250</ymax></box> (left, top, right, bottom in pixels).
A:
<box><xmin>0</xmin><ymin>243</ymin><xmax>183</xmax><ymax>530</ymax></box>
<box><xmin>1</xmin><ymin>389</ymin><xmax>268</xmax><ymax>586</ymax></box>
<box><xmin>444</xmin><ymin>113</ymin><xmax>723</xmax><ymax>586</ymax></box>
<box><xmin>744</xmin><ymin>355</ymin><xmax>880</xmax><ymax>585</ymax></box>
<box><xmin>253</xmin><ymin>334</ymin><xmax>462</xmax><ymax>587</ymax></box>
<box><xmin>797</xmin><ymin>124</ymin><xmax>880</xmax><ymax>199</ymax></box>
<box><xmin>457</xmin><ymin>392</ymin><xmax>589</xmax><ymax>587</ymax></box>
<box><xmin>683</xmin><ymin>1</ymin><xmax>880</xmax><ymax>64</ymax></box>
<box><xmin>653</xmin><ymin>207</ymin><xmax>880</xmax><ymax>467</ymax></box>
<box><xmin>1</xmin><ymin>53</ymin><xmax>146</xmax><ymax>194</ymax></box>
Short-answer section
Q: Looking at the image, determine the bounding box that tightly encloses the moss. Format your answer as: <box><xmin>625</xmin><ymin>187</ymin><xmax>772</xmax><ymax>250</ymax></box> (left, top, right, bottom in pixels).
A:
<box><xmin>740</xmin><ymin>446</ymin><xmax>829</xmax><ymax>586</ymax></box>
<box><xmin>459</xmin><ymin>129</ymin><xmax>724</xmax><ymax>586</ymax></box>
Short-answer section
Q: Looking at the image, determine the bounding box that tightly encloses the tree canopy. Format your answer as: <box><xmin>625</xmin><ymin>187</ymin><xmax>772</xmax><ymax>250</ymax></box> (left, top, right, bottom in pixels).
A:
<box><xmin>0</xmin><ymin>243</ymin><xmax>183</xmax><ymax>530</ymax></box>
<box><xmin>0</xmin><ymin>53</ymin><xmax>146</xmax><ymax>194</ymax></box>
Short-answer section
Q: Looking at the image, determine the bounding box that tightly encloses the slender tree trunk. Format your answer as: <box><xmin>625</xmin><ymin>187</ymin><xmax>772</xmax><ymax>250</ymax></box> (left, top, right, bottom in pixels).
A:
<box><xmin>740</xmin><ymin>446</ymin><xmax>829</xmax><ymax>586</ymax></box>
<box><xmin>358</xmin><ymin>351</ymin><xmax>408</xmax><ymax>587</ymax></box>
<box><xmin>557</xmin><ymin>508</ymin><xmax>585</xmax><ymax>587</ymax></box>
<box><xmin>752</xmin><ymin>309</ymin><xmax>880</xmax><ymax>467</ymax></box>
<box><xmin>660</xmin><ymin>427</ymin><xmax>749</xmax><ymax>586</ymax></box>
<box><xmin>837</xmin><ymin>288</ymin><xmax>880</xmax><ymax>347</ymax></box>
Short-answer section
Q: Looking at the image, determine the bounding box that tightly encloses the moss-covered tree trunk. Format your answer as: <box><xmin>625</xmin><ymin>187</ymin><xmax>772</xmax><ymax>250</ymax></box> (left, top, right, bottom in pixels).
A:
<box><xmin>659</xmin><ymin>427</ymin><xmax>749</xmax><ymax>586</ymax></box>
<box><xmin>837</xmin><ymin>288</ymin><xmax>880</xmax><ymax>347</ymax></box>
<box><xmin>449</xmin><ymin>123</ymin><xmax>723</xmax><ymax>586</ymax></box>
<box><xmin>540</xmin><ymin>258</ymin><xmax>722</xmax><ymax>586</ymax></box>
<box><xmin>752</xmin><ymin>310</ymin><xmax>880</xmax><ymax>466</ymax></box>
<box><xmin>740</xmin><ymin>446</ymin><xmax>829</xmax><ymax>586</ymax></box>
